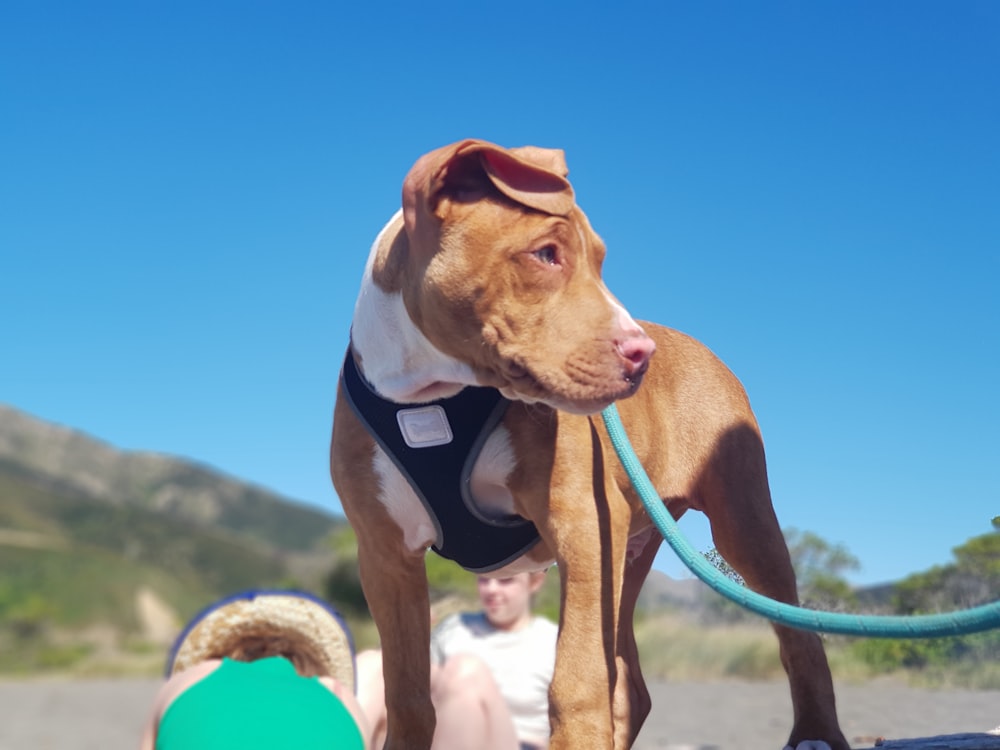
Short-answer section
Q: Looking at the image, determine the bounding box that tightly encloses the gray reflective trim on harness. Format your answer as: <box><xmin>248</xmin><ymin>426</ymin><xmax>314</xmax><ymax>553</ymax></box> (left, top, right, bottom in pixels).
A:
<box><xmin>339</xmin><ymin>349</ymin><xmax>541</xmax><ymax>573</ymax></box>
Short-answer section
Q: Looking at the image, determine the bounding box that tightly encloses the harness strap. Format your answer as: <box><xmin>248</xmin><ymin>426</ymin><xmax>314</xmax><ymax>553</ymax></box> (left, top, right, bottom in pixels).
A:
<box><xmin>340</xmin><ymin>349</ymin><xmax>540</xmax><ymax>572</ymax></box>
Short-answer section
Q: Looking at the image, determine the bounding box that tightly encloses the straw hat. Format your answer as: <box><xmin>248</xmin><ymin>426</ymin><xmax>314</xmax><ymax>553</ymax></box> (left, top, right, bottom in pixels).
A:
<box><xmin>166</xmin><ymin>590</ymin><xmax>356</xmax><ymax>693</ymax></box>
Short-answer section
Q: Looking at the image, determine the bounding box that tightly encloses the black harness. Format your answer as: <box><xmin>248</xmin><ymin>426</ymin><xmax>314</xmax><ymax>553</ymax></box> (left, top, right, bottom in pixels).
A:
<box><xmin>340</xmin><ymin>349</ymin><xmax>540</xmax><ymax>572</ymax></box>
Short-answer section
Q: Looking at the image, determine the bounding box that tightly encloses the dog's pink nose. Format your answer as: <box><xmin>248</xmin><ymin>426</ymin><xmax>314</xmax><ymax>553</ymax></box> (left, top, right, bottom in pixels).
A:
<box><xmin>617</xmin><ymin>333</ymin><xmax>656</xmax><ymax>376</ymax></box>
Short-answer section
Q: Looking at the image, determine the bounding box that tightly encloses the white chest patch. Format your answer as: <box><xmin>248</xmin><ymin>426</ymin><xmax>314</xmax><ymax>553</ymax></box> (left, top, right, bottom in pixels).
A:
<box><xmin>372</xmin><ymin>444</ymin><xmax>437</xmax><ymax>553</ymax></box>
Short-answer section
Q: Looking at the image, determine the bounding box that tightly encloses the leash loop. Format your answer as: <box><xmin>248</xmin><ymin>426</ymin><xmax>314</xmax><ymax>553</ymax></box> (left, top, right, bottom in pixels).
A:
<box><xmin>601</xmin><ymin>403</ymin><xmax>1000</xmax><ymax>637</ymax></box>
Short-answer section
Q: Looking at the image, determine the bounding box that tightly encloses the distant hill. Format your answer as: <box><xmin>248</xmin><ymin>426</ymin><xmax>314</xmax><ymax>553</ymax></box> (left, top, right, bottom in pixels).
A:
<box><xmin>0</xmin><ymin>404</ymin><xmax>340</xmax><ymax>551</ymax></box>
<box><xmin>0</xmin><ymin>403</ymin><xmax>347</xmax><ymax>674</ymax></box>
<box><xmin>638</xmin><ymin>569</ymin><xmax>703</xmax><ymax>610</ymax></box>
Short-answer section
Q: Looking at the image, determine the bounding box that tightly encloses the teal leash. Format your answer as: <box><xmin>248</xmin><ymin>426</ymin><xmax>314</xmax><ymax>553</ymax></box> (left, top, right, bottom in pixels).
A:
<box><xmin>601</xmin><ymin>403</ymin><xmax>1000</xmax><ymax>637</ymax></box>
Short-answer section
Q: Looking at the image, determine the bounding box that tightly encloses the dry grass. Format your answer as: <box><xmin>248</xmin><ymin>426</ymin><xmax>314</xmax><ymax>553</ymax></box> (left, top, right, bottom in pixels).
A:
<box><xmin>634</xmin><ymin>613</ymin><xmax>1000</xmax><ymax>690</ymax></box>
<box><xmin>634</xmin><ymin>613</ymin><xmax>785</xmax><ymax>681</ymax></box>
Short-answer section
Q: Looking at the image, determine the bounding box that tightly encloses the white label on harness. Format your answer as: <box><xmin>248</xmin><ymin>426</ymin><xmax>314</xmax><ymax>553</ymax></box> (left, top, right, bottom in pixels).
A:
<box><xmin>396</xmin><ymin>406</ymin><xmax>453</xmax><ymax>448</ymax></box>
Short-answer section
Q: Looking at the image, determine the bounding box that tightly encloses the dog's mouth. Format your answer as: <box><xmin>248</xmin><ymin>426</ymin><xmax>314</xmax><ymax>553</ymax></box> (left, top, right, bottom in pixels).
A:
<box><xmin>405</xmin><ymin>380</ymin><xmax>467</xmax><ymax>403</ymax></box>
<box><xmin>494</xmin><ymin>355</ymin><xmax>646</xmax><ymax>415</ymax></box>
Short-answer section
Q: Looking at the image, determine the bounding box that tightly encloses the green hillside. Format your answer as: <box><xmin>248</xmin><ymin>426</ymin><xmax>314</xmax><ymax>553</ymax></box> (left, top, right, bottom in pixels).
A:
<box><xmin>0</xmin><ymin>405</ymin><xmax>349</xmax><ymax>675</ymax></box>
<box><xmin>1</xmin><ymin>467</ymin><xmax>289</xmax><ymax>613</ymax></box>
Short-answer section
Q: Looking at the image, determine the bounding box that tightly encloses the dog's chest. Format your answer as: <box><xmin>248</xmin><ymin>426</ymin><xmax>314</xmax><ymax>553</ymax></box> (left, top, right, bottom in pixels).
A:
<box><xmin>341</xmin><ymin>350</ymin><xmax>540</xmax><ymax>572</ymax></box>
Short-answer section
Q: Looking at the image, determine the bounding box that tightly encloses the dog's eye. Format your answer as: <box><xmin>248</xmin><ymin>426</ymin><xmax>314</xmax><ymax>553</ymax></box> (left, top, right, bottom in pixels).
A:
<box><xmin>532</xmin><ymin>245</ymin><xmax>558</xmax><ymax>265</ymax></box>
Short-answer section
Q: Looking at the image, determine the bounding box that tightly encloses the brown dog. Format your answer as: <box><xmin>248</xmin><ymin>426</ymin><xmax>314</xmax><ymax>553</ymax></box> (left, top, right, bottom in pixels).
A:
<box><xmin>330</xmin><ymin>139</ymin><xmax>848</xmax><ymax>750</ymax></box>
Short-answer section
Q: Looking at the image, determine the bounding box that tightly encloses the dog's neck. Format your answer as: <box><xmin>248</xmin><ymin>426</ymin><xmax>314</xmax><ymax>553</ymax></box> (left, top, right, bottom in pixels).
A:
<box><xmin>350</xmin><ymin>211</ymin><xmax>481</xmax><ymax>404</ymax></box>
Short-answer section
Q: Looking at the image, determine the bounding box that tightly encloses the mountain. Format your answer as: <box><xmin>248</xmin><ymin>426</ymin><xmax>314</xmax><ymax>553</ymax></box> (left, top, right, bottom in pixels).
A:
<box><xmin>0</xmin><ymin>404</ymin><xmax>339</xmax><ymax>551</ymax></box>
<box><xmin>0</xmin><ymin>403</ymin><xmax>347</xmax><ymax>674</ymax></box>
<box><xmin>637</xmin><ymin>569</ymin><xmax>703</xmax><ymax>610</ymax></box>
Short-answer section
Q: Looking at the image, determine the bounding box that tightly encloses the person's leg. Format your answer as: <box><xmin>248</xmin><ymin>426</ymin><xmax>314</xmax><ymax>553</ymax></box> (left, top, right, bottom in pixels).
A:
<box><xmin>430</xmin><ymin>653</ymin><xmax>519</xmax><ymax>750</ymax></box>
<box><xmin>357</xmin><ymin>649</ymin><xmax>521</xmax><ymax>750</ymax></box>
<box><xmin>355</xmin><ymin>649</ymin><xmax>389</xmax><ymax>750</ymax></box>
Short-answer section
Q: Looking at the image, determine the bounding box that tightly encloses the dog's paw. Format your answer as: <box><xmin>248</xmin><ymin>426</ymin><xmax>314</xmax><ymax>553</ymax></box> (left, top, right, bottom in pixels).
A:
<box><xmin>783</xmin><ymin>743</ymin><xmax>832</xmax><ymax>750</ymax></box>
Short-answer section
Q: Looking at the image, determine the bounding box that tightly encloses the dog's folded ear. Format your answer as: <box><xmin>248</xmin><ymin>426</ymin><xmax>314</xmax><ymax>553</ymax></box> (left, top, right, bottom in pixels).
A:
<box><xmin>479</xmin><ymin>146</ymin><xmax>575</xmax><ymax>216</ymax></box>
<box><xmin>403</xmin><ymin>140</ymin><xmax>576</xmax><ymax>237</ymax></box>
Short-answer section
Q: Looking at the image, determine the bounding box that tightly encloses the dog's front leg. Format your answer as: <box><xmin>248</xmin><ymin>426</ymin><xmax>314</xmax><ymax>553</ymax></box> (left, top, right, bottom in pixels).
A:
<box><xmin>612</xmin><ymin>527</ymin><xmax>661</xmax><ymax>748</ymax></box>
<box><xmin>358</xmin><ymin>537</ymin><xmax>435</xmax><ymax>750</ymax></box>
<box><xmin>547</xmin><ymin>536</ymin><xmax>618</xmax><ymax>749</ymax></box>
<box><xmin>332</xmin><ymin>394</ymin><xmax>437</xmax><ymax>750</ymax></box>
<box><xmin>526</xmin><ymin>417</ymin><xmax>634</xmax><ymax>750</ymax></box>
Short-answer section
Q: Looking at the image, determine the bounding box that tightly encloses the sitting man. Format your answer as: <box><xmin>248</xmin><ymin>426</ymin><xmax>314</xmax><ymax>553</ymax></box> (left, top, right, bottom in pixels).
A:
<box><xmin>356</xmin><ymin>570</ymin><xmax>557</xmax><ymax>750</ymax></box>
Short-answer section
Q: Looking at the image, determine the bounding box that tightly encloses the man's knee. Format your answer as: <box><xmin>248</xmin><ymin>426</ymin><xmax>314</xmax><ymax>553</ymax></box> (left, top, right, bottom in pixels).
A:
<box><xmin>435</xmin><ymin>653</ymin><xmax>497</xmax><ymax>696</ymax></box>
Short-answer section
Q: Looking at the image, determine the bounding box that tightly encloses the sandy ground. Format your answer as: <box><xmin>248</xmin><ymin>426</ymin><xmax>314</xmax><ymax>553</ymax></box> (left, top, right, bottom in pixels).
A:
<box><xmin>0</xmin><ymin>677</ymin><xmax>997</xmax><ymax>750</ymax></box>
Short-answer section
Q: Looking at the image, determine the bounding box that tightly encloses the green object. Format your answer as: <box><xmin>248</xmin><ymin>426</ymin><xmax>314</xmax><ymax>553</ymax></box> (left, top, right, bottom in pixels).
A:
<box><xmin>156</xmin><ymin>657</ymin><xmax>363</xmax><ymax>749</ymax></box>
<box><xmin>600</xmin><ymin>403</ymin><xmax>1000</xmax><ymax>637</ymax></box>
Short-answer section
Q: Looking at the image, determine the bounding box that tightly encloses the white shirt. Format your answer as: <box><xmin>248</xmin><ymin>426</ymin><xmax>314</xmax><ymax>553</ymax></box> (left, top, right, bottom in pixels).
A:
<box><xmin>431</xmin><ymin>611</ymin><xmax>558</xmax><ymax>743</ymax></box>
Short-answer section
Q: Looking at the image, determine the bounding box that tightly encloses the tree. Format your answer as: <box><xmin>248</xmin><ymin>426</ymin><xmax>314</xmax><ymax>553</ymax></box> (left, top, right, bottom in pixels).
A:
<box><xmin>852</xmin><ymin>522</ymin><xmax>1000</xmax><ymax>680</ymax></box>
<box><xmin>783</xmin><ymin>528</ymin><xmax>860</xmax><ymax>612</ymax></box>
<box><xmin>893</xmin><ymin>523</ymin><xmax>1000</xmax><ymax>614</ymax></box>
<box><xmin>322</xmin><ymin>528</ymin><xmax>370</xmax><ymax>618</ymax></box>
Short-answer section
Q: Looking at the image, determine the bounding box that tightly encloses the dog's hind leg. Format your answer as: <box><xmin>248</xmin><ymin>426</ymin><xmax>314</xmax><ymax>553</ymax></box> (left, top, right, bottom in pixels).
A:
<box><xmin>697</xmin><ymin>423</ymin><xmax>849</xmax><ymax>750</ymax></box>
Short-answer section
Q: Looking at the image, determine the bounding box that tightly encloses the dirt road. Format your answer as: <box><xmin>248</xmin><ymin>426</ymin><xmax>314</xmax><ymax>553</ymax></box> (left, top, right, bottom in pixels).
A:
<box><xmin>0</xmin><ymin>677</ymin><xmax>996</xmax><ymax>750</ymax></box>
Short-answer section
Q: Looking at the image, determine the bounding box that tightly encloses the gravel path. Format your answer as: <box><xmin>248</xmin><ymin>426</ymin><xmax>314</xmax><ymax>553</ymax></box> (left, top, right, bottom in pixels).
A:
<box><xmin>0</xmin><ymin>677</ymin><xmax>997</xmax><ymax>750</ymax></box>
<box><xmin>634</xmin><ymin>679</ymin><xmax>1000</xmax><ymax>749</ymax></box>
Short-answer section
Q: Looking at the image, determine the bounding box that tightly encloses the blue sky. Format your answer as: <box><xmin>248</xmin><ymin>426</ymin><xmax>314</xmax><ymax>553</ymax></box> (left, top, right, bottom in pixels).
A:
<box><xmin>2</xmin><ymin>1</ymin><xmax>997</xmax><ymax>586</ymax></box>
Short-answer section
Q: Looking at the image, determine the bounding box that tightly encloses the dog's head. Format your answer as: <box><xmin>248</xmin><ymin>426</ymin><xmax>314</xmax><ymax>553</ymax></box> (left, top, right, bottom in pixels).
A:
<box><xmin>379</xmin><ymin>139</ymin><xmax>655</xmax><ymax>415</ymax></box>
